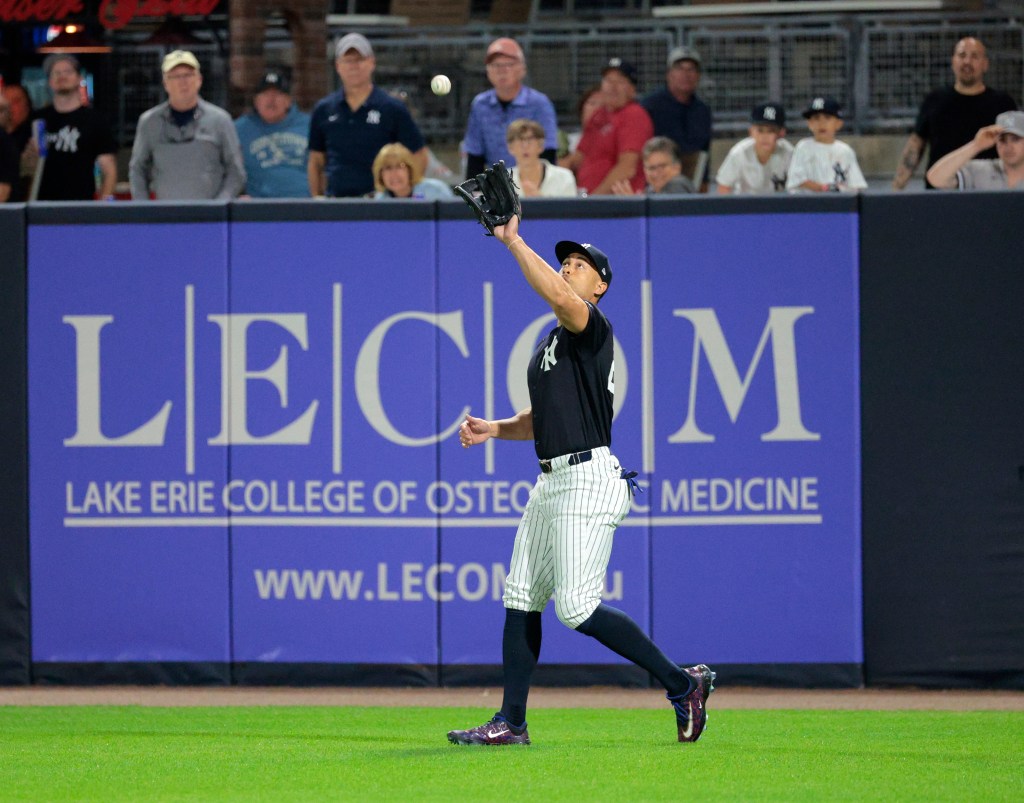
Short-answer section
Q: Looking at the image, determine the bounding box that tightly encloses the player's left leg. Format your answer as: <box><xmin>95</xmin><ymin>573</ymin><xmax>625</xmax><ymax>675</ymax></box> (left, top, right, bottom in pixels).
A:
<box><xmin>551</xmin><ymin>451</ymin><xmax>715</xmax><ymax>742</ymax></box>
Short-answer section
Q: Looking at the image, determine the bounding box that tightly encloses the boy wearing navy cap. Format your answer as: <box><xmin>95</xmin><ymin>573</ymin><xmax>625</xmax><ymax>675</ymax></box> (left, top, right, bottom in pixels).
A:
<box><xmin>716</xmin><ymin>101</ymin><xmax>793</xmax><ymax>194</ymax></box>
<box><xmin>785</xmin><ymin>96</ymin><xmax>867</xmax><ymax>192</ymax></box>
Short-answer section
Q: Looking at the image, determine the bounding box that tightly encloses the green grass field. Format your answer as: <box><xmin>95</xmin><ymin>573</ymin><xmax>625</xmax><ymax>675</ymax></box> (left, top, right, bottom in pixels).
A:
<box><xmin>2</xmin><ymin>706</ymin><xmax>1021</xmax><ymax>801</ymax></box>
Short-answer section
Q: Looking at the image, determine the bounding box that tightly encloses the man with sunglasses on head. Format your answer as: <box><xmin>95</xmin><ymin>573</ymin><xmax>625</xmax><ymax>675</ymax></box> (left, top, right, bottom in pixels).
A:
<box><xmin>129</xmin><ymin>50</ymin><xmax>245</xmax><ymax>201</ymax></box>
<box><xmin>463</xmin><ymin>37</ymin><xmax>558</xmax><ymax>179</ymax></box>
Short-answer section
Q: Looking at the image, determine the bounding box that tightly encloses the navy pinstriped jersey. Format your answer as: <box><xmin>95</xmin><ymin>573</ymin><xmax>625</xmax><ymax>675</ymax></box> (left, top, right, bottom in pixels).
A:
<box><xmin>527</xmin><ymin>302</ymin><xmax>615</xmax><ymax>460</ymax></box>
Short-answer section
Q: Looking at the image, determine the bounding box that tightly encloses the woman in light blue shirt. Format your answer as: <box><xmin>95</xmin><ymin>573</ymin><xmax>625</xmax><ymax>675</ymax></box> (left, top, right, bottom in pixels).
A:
<box><xmin>371</xmin><ymin>143</ymin><xmax>454</xmax><ymax>199</ymax></box>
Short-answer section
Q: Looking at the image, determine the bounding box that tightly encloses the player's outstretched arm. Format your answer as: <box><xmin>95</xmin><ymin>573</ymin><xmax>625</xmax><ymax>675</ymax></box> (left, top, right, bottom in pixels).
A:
<box><xmin>459</xmin><ymin>410</ymin><xmax>533</xmax><ymax>448</ymax></box>
<box><xmin>494</xmin><ymin>217</ymin><xmax>591</xmax><ymax>333</ymax></box>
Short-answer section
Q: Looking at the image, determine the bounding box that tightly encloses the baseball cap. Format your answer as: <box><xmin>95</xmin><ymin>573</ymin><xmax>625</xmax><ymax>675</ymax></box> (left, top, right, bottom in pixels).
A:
<box><xmin>43</xmin><ymin>53</ymin><xmax>80</xmax><ymax>78</ymax></box>
<box><xmin>257</xmin><ymin>68</ymin><xmax>291</xmax><ymax>94</ymax></box>
<box><xmin>486</xmin><ymin>37</ymin><xmax>524</xmax><ymax>64</ymax></box>
<box><xmin>996</xmin><ymin>110</ymin><xmax>1024</xmax><ymax>137</ymax></box>
<box><xmin>602</xmin><ymin>57</ymin><xmax>638</xmax><ymax>87</ymax></box>
<box><xmin>162</xmin><ymin>50</ymin><xmax>200</xmax><ymax>74</ymax></box>
<box><xmin>667</xmin><ymin>46</ymin><xmax>701</xmax><ymax>69</ymax></box>
<box><xmin>802</xmin><ymin>96</ymin><xmax>842</xmax><ymax>119</ymax></box>
<box><xmin>752</xmin><ymin>102</ymin><xmax>786</xmax><ymax>128</ymax></box>
<box><xmin>555</xmin><ymin>241</ymin><xmax>613</xmax><ymax>288</ymax></box>
<box><xmin>336</xmin><ymin>32</ymin><xmax>373</xmax><ymax>59</ymax></box>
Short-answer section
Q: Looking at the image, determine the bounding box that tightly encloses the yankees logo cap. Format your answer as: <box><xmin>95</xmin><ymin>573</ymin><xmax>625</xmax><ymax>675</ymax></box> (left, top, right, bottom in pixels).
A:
<box><xmin>802</xmin><ymin>96</ymin><xmax>842</xmax><ymax>119</ymax></box>
<box><xmin>257</xmin><ymin>68</ymin><xmax>291</xmax><ymax>94</ymax></box>
<box><xmin>555</xmin><ymin>241</ymin><xmax>612</xmax><ymax>286</ymax></box>
<box><xmin>602</xmin><ymin>57</ymin><xmax>638</xmax><ymax>87</ymax></box>
<box><xmin>752</xmin><ymin>102</ymin><xmax>786</xmax><ymax>128</ymax></box>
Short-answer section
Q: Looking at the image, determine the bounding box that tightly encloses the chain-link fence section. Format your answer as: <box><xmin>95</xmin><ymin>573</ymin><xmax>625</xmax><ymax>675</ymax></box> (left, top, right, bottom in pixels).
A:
<box><xmin>342</xmin><ymin>12</ymin><xmax>1021</xmax><ymax>144</ymax></box>
<box><xmin>111</xmin><ymin>11</ymin><xmax>1023</xmax><ymax>147</ymax></box>
<box><xmin>861</xmin><ymin>19</ymin><xmax>1024</xmax><ymax>130</ymax></box>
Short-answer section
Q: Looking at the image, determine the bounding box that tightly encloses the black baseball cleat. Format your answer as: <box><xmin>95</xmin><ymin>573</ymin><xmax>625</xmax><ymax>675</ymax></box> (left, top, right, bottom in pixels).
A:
<box><xmin>447</xmin><ymin>714</ymin><xmax>531</xmax><ymax>746</ymax></box>
<box><xmin>668</xmin><ymin>664</ymin><xmax>716</xmax><ymax>743</ymax></box>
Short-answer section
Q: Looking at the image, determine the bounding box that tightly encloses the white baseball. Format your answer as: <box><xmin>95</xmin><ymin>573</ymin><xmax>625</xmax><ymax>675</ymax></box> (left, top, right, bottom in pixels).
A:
<box><xmin>430</xmin><ymin>74</ymin><xmax>451</xmax><ymax>96</ymax></box>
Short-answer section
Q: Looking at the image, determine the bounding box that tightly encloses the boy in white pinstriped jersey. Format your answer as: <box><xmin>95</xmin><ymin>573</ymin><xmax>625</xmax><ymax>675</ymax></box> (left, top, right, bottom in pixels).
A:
<box><xmin>447</xmin><ymin>213</ymin><xmax>714</xmax><ymax>747</ymax></box>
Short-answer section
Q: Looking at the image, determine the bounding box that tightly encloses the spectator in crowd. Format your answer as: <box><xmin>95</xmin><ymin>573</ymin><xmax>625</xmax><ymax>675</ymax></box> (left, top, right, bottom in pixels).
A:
<box><xmin>506</xmin><ymin>119</ymin><xmax>576</xmax><ymax>198</ymax></box>
<box><xmin>559</xmin><ymin>84</ymin><xmax>603</xmax><ymax>160</ymax></box>
<box><xmin>2</xmin><ymin>84</ymin><xmax>35</xmax><ymax>199</ymax></box>
<box><xmin>716</xmin><ymin>102</ymin><xmax>793</xmax><ymax>194</ymax></box>
<box><xmin>786</xmin><ymin>96</ymin><xmax>866</xmax><ymax>193</ymax></box>
<box><xmin>926</xmin><ymin>110</ymin><xmax>1024</xmax><ymax>190</ymax></box>
<box><xmin>642</xmin><ymin>46</ymin><xmax>712</xmax><ymax>191</ymax></box>
<box><xmin>893</xmin><ymin>37</ymin><xmax>1016</xmax><ymax>190</ymax></box>
<box><xmin>463</xmin><ymin>37</ymin><xmax>558</xmax><ymax>178</ymax></box>
<box><xmin>563</xmin><ymin>58</ymin><xmax>653</xmax><ymax>195</ymax></box>
<box><xmin>129</xmin><ymin>50</ymin><xmax>245</xmax><ymax>200</ymax></box>
<box><xmin>33</xmin><ymin>54</ymin><xmax>117</xmax><ymax>201</ymax></box>
<box><xmin>308</xmin><ymin>32</ymin><xmax>426</xmax><ymax>198</ymax></box>
<box><xmin>370</xmin><ymin>142</ymin><xmax>453</xmax><ymax>200</ymax></box>
<box><xmin>235</xmin><ymin>67</ymin><xmax>310</xmax><ymax>198</ymax></box>
<box><xmin>0</xmin><ymin>94</ymin><xmax>18</xmax><ymax>202</ymax></box>
<box><xmin>2</xmin><ymin>83</ymin><xmax>33</xmax><ymax>154</ymax></box>
<box><xmin>612</xmin><ymin>136</ymin><xmax>694</xmax><ymax>195</ymax></box>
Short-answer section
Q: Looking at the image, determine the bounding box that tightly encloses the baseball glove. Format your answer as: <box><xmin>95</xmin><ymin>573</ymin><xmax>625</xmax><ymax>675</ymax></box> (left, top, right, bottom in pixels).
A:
<box><xmin>454</xmin><ymin>161</ymin><xmax>521</xmax><ymax>236</ymax></box>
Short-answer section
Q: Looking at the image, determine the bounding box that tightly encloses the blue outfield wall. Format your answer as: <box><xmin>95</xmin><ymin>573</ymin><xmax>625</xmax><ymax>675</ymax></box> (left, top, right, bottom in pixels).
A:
<box><xmin>0</xmin><ymin>204</ymin><xmax>29</xmax><ymax>685</ymax></box>
<box><xmin>21</xmin><ymin>196</ymin><xmax>863</xmax><ymax>686</ymax></box>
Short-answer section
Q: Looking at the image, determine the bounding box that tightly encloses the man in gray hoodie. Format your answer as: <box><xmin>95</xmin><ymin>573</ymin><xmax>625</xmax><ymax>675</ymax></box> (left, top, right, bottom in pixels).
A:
<box><xmin>129</xmin><ymin>50</ymin><xmax>245</xmax><ymax>200</ymax></box>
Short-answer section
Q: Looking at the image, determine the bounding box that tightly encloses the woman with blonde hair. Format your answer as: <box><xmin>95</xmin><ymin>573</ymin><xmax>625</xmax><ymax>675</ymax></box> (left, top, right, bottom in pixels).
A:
<box><xmin>506</xmin><ymin>119</ymin><xmax>576</xmax><ymax>198</ymax></box>
<box><xmin>371</xmin><ymin>143</ymin><xmax>453</xmax><ymax>199</ymax></box>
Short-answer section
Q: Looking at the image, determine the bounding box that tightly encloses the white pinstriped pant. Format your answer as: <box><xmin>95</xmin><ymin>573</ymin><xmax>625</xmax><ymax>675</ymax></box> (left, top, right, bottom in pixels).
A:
<box><xmin>502</xmin><ymin>447</ymin><xmax>632</xmax><ymax>629</ymax></box>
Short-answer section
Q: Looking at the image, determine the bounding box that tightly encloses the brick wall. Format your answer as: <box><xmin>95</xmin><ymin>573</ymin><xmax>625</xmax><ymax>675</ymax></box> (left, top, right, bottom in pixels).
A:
<box><xmin>229</xmin><ymin>0</ymin><xmax>329</xmax><ymax>115</ymax></box>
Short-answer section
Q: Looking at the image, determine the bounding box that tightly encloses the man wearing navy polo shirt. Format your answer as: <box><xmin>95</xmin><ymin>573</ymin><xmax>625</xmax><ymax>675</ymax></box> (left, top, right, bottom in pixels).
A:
<box><xmin>463</xmin><ymin>37</ymin><xmax>558</xmax><ymax>179</ymax></box>
<box><xmin>308</xmin><ymin>32</ymin><xmax>427</xmax><ymax>197</ymax></box>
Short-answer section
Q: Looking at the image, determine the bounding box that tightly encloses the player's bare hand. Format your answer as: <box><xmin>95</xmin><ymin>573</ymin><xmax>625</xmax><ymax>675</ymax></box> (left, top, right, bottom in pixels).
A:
<box><xmin>493</xmin><ymin>214</ymin><xmax>520</xmax><ymax>246</ymax></box>
<box><xmin>459</xmin><ymin>414</ymin><xmax>492</xmax><ymax>448</ymax></box>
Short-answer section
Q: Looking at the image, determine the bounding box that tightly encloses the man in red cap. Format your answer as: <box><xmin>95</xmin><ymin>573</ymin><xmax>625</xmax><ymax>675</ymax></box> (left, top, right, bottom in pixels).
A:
<box><xmin>562</xmin><ymin>58</ymin><xmax>653</xmax><ymax>195</ymax></box>
<box><xmin>463</xmin><ymin>37</ymin><xmax>558</xmax><ymax>178</ymax></box>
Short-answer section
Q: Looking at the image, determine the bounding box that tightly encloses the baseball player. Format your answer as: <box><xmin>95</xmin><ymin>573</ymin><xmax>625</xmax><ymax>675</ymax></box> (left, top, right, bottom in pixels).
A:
<box><xmin>446</xmin><ymin>212</ymin><xmax>714</xmax><ymax>747</ymax></box>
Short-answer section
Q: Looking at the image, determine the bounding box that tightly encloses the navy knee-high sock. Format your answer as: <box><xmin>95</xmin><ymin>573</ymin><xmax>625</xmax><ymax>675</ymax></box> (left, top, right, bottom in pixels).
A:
<box><xmin>577</xmin><ymin>603</ymin><xmax>693</xmax><ymax>697</ymax></box>
<box><xmin>500</xmin><ymin>609</ymin><xmax>542</xmax><ymax>728</ymax></box>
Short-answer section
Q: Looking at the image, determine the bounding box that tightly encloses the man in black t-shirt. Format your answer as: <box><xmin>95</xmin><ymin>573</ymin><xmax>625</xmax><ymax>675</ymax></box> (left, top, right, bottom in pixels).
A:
<box><xmin>34</xmin><ymin>54</ymin><xmax>117</xmax><ymax>201</ymax></box>
<box><xmin>446</xmin><ymin>214</ymin><xmax>714</xmax><ymax>748</ymax></box>
<box><xmin>893</xmin><ymin>37</ymin><xmax>1017</xmax><ymax>190</ymax></box>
